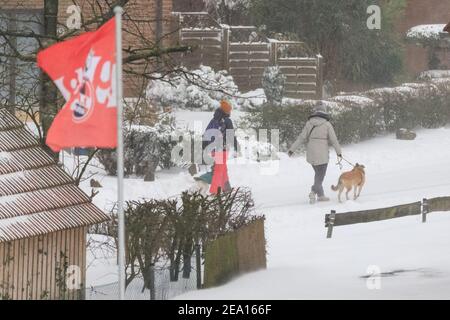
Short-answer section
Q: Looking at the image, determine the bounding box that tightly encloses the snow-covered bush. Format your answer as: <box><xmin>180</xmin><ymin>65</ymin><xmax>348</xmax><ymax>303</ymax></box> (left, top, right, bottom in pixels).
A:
<box><xmin>106</xmin><ymin>188</ymin><xmax>259</xmax><ymax>296</ymax></box>
<box><xmin>146</xmin><ymin>66</ymin><xmax>243</xmax><ymax>111</ymax></box>
<box><xmin>240</xmin><ymin>102</ymin><xmax>312</xmax><ymax>151</ymax></box>
<box><xmin>365</xmin><ymin>81</ymin><xmax>450</xmax><ymax>130</ymax></box>
<box><xmin>242</xmin><ymin>78</ymin><xmax>450</xmax><ymax>149</ymax></box>
<box><xmin>328</xmin><ymin>95</ymin><xmax>384</xmax><ymax>143</ymax></box>
<box><xmin>234</xmin><ymin>129</ymin><xmax>279</xmax><ymax>161</ymax></box>
<box><xmin>261</xmin><ymin>66</ymin><xmax>286</xmax><ymax>106</ymax></box>
<box><xmin>97</xmin><ymin>112</ymin><xmax>177</xmax><ymax>180</ymax></box>
<box><xmin>406</xmin><ymin>24</ymin><xmax>447</xmax><ymax>43</ymax></box>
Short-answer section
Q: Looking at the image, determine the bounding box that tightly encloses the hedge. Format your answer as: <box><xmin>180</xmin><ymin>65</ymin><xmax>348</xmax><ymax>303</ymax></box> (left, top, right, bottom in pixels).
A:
<box><xmin>242</xmin><ymin>78</ymin><xmax>450</xmax><ymax>149</ymax></box>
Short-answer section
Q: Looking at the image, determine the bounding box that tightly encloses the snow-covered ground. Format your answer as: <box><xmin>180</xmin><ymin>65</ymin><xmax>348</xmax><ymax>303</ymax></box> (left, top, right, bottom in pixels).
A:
<box><xmin>175</xmin><ymin>126</ymin><xmax>450</xmax><ymax>300</ymax></box>
<box><xmin>78</xmin><ymin>108</ymin><xmax>450</xmax><ymax>300</ymax></box>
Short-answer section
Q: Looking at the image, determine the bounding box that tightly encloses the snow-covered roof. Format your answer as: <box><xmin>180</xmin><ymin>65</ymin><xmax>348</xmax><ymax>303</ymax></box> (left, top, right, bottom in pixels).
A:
<box><xmin>406</xmin><ymin>24</ymin><xmax>447</xmax><ymax>41</ymax></box>
<box><xmin>0</xmin><ymin>109</ymin><xmax>109</xmax><ymax>242</ymax></box>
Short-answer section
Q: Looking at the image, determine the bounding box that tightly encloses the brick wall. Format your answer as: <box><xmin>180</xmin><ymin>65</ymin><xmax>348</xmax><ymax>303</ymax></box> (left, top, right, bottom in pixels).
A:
<box><xmin>396</xmin><ymin>0</ymin><xmax>450</xmax><ymax>77</ymax></box>
<box><xmin>0</xmin><ymin>0</ymin><xmax>174</xmax><ymax>97</ymax></box>
<box><xmin>172</xmin><ymin>0</ymin><xmax>204</xmax><ymax>12</ymax></box>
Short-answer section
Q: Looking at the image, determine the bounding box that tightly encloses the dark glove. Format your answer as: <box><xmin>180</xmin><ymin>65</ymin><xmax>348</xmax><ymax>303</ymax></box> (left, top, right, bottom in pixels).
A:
<box><xmin>288</xmin><ymin>151</ymin><xmax>294</xmax><ymax>157</ymax></box>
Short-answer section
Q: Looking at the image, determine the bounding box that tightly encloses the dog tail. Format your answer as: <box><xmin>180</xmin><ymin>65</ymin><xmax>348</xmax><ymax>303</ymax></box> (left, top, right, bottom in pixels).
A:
<box><xmin>331</xmin><ymin>178</ymin><xmax>341</xmax><ymax>191</ymax></box>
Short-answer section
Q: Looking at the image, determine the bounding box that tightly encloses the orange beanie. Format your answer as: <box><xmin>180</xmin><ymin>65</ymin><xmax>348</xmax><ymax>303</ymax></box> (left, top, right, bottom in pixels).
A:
<box><xmin>220</xmin><ymin>100</ymin><xmax>232</xmax><ymax>114</ymax></box>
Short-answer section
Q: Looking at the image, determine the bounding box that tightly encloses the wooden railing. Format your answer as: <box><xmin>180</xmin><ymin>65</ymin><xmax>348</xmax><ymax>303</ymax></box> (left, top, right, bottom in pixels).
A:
<box><xmin>325</xmin><ymin>196</ymin><xmax>450</xmax><ymax>238</ymax></box>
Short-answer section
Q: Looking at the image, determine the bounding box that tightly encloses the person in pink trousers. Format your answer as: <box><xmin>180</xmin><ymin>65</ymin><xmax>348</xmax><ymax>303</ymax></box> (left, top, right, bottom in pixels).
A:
<box><xmin>202</xmin><ymin>100</ymin><xmax>237</xmax><ymax>194</ymax></box>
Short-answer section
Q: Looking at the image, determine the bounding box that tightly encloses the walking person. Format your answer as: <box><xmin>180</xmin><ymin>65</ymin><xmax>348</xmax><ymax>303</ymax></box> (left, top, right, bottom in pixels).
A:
<box><xmin>288</xmin><ymin>103</ymin><xmax>342</xmax><ymax>204</ymax></box>
<box><xmin>200</xmin><ymin>100</ymin><xmax>238</xmax><ymax>194</ymax></box>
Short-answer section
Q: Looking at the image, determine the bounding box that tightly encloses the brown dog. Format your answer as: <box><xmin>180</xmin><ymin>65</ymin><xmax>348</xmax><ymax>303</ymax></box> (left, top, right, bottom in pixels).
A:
<box><xmin>331</xmin><ymin>163</ymin><xmax>366</xmax><ymax>202</ymax></box>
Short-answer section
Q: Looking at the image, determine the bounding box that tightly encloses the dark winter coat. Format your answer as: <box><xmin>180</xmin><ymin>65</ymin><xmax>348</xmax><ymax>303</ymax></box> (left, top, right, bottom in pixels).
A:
<box><xmin>203</xmin><ymin>108</ymin><xmax>238</xmax><ymax>152</ymax></box>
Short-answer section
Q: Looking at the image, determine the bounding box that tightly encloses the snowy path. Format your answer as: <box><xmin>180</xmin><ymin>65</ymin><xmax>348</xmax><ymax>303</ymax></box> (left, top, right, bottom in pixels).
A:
<box><xmin>176</xmin><ymin>127</ymin><xmax>450</xmax><ymax>299</ymax></box>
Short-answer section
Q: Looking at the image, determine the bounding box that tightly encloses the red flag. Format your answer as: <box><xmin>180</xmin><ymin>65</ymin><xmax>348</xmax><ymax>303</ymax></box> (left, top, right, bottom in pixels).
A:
<box><xmin>37</xmin><ymin>18</ymin><xmax>117</xmax><ymax>151</ymax></box>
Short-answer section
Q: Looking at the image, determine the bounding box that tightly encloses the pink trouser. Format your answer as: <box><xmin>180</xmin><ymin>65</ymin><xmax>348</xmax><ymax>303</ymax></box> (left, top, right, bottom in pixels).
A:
<box><xmin>209</xmin><ymin>151</ymin><xmax>230</xmax><ymax>194</ymax></box>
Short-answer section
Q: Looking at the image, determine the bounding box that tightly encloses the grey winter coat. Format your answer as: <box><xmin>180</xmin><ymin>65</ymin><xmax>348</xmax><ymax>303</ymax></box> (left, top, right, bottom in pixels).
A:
<box><xmin>289</xmin><ymin>116</ymin><xmax>342</xmax><ymax>165</ymax></box>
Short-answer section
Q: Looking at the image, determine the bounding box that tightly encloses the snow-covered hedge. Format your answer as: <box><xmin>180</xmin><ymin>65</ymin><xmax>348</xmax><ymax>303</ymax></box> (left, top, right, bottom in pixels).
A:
<box><xmin>146</xmin><ymin>65</ymin><xmax>251</xmax><ymax>111</ymax></box>
<box><xmin>106</xmin><ymin>188</ymin><xmax>259</xmax><ymax>291</ymax></box>
<box><xmin>328</xmin><ymin>95</ymin><xmax>384</xmax><ymax>143</ymax></box>
<box><xmin>97</xmin><ymin>112</ymin><xmax>177</xmax><ymax>179</ymax></box>
<box><xmin>242</xmin><ymin>78</ymin><xmax>450</xmax><ymax>149</ymax></box>
<box><xmin>406</xmin><ymin>24</ymin><xmax>447</xmax><ymax>42</ymax></box>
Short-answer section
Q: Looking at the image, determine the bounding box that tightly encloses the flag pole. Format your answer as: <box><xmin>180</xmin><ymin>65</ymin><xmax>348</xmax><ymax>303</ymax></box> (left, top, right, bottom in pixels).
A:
<box><xmin>114</xmin><ymin>5</ymin><xmax>126</xmax><ymax>300</ymax></box>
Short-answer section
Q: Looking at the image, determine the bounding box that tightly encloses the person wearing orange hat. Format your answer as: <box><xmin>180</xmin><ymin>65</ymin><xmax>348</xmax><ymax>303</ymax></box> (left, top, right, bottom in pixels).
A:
<box><xmin>220</xmin><ymin>100</ymin><xmax>232</xmax><ymax>115</ymax></box>
<box><xmin>200</xmin><ymin>99</ymin><xmax>238</xmax><ymax>194</ymax></box>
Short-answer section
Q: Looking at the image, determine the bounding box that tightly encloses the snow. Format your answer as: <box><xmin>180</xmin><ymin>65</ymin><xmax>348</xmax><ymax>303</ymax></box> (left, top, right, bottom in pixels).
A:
<box><xmin>0</xmin><ymin>170</ymin><xmax>26</xmax><ymax>181</ymax></box>
<box><xmin>86</xmin><ymin>234</ymin><xmax>118</xmax><ymax>287</ymax></box>
<box><xmin>237</xmin><ymin>88</ymin><xmax>304</xmax><ymax>107</ymax></box>
<box><xmin>239</xmin><ymin>88</ymin><xmax>266</xmax><ymax>106</ymax></box>
<box><xmin>406</xmin><ymin>24</ymin><xmax>446</xmax><ymax>41</ymax></box>
<box><xmin>81</xmin><ymin>167</ymin><xmax>196</xmax><ymax>213</ymax></box>
<box><xmin>76</xmin><ymin>109</ymin><xmax>450</xmax><ymax>299</ymax></box>
<box><xmin>146</xmin><ymin>66</ymin><xmax>241</xmax><ymax>112</ymax></box>
<box><xmin>0</xmin><ymin>151</ymin><xmax>11</xmax><ymax>162</ymax></box>
<box><xmin>181</xmin><ymin>27</ymin><xmax>222</xmax><ymax>32</ymax></box>
<box><xmin>0</xmin><ymin>194</ymin><xmax>19</xmax><ymax>205</ymax></box>
<box><xmin>173</xmin><ymin>127</ymin><xmax>450</xmax><ymax>299</ymax></box>
<box><xmin>0</xmin><ymin>215</ymin><xmax>30</xmax><ymax>239</ymax></box>
<box><xmin>330</xmin><ymin>95</ymin><xmax>374</xmax><ymax>105</ymax></box>
<box><xmin>418</xmin><ymin>70</ymin><xmax>450</xmax><ymax>81</ymax></box>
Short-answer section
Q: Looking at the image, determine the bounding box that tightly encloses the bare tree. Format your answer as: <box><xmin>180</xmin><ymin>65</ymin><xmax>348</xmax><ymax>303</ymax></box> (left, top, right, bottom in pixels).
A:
<box><xmin>0</xmin><ymin>0</ymin><xmax>191</xmax><ymax>172</ymax></box>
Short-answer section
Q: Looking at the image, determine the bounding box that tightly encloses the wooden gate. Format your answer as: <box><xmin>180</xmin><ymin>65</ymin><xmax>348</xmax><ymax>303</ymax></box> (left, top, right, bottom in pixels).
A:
<box><xmin>228</xmin><ymin>42</ymin><xmax>271</xmax><ymax>92</ymax></box>
<box><xmin>179</xmin><ymin>27</ymin><xmax>224</xmax><ymax>71</ymax></box>
<box><xmin>277</xmin><ymin>55</ymin><xmax>323</xmax><ymax>100</ymax></box>
<box><xmin>172</xmin><ymin>12</ymin><xmax>323</xmax><ymax>100</ymax></box>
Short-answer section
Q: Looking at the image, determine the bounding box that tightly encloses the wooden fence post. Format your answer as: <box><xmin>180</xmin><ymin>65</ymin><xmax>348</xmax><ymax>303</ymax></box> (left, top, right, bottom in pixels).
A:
<box><xmin>422</xmin><ymin>198</ymin><xmax>428</xmax><ymax>223</ymax></box>
<box><xmin>327</xmin><ymin>210</ymin><xmax>336</xmax><ymax>238</ymax></box>
<box><xmin>173</xmin><ymin>12</ymin><xmax>182</xmax><ymax>46</ymax></box>
<box><xmin>316</xmin><ymin>54</ymin><xmax>323</xmax><ymax>100</ymax></box>
<box><xmin>222</xmin><ymin>25</ymin><xmax>230</xmax><ymax>71</ymax></box>
<box><xmin>269</xmin><ymin>40</ymin><xmax>278</xmax><ymax>66</ymax></box>
<box><xmin>195</xmin><ymin>242</ymin><xmax>202</xmax><ymax>289</ymax></box>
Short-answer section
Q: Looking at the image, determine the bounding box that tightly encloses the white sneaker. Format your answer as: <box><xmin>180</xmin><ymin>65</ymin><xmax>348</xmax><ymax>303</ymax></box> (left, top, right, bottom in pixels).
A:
<box><xmin>309</xmin><ymin>191</ymin><xmax>316</xmax><ymax>204</ymax></box>
<box><xmin>317</xmin><ymin>196</ymin><xmax>330</xmax><ymax>202</ymax></box>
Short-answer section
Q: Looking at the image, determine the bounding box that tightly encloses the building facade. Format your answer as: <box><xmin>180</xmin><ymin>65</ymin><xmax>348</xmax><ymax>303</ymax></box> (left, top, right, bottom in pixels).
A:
<box><xmin>0</xmin><ymin>0</ymin><xmax>174</xmax><ymax>101</ymax></box>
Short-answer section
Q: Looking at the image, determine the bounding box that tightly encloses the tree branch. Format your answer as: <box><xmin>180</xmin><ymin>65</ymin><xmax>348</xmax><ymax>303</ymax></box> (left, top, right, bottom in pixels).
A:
<box><xmin>123</xmin><ymin>45</ymin><xmax>192</xmax><ymax>64</ymax></box>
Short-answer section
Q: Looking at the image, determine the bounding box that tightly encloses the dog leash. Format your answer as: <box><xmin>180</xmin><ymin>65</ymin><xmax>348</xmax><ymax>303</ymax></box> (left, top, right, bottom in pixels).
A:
<box><xmin>336</xmin><ymin>156</ymin><xmax>355</xmax><ymax>170</ymax></box>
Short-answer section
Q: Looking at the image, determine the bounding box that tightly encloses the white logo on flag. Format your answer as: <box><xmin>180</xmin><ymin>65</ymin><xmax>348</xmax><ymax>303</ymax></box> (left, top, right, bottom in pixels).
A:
<box><xmin>53</xmin><ymin>48</ymin><xmax>117</xmax><ymax>123</ymax></box>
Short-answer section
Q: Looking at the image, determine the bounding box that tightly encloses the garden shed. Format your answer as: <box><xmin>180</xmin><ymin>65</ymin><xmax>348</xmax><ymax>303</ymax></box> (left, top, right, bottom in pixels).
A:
<box><xmin>0</xmin><ymin>109</ymin><xmax>109</xmax><ymax>300</ymax></box>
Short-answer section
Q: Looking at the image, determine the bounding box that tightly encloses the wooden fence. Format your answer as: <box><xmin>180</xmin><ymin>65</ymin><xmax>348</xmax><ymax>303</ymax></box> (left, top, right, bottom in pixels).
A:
<box><xmin>203</xmin><ymin>218</ymin><xmax>266</xmax><ymax>288</ymax></box>
<box><xmin>179</xmin><ymin>27</ymin><xmax>224</xmax><ymax>71</ymax></box>
<box><xmin>228</xmin><ymin>42</ymin><xmax>271</xmax><ymax>92</ymax></box>
<box><xmin>173</xmin><ymin>12</ymin><xmax>323</xmax><ymax>99</ymax></box>
<box><xmin>325</xmin><ymin>196</ymin><xmax>450</xmax><ymax>238</ymax></box>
